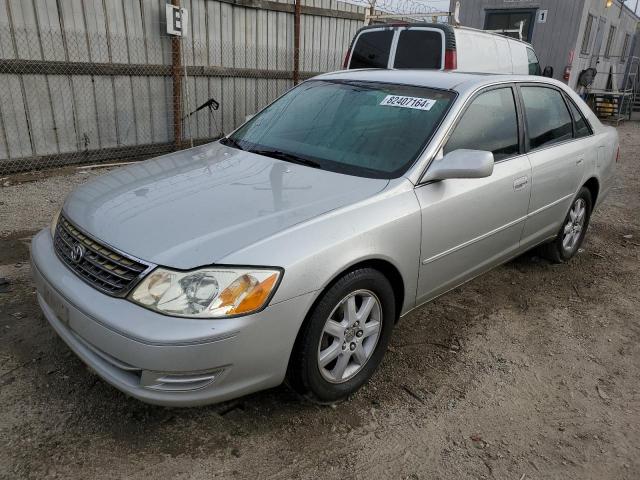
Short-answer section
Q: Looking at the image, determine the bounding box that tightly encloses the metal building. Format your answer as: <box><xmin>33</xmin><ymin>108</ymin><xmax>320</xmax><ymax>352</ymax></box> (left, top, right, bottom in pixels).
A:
<box><xmin>452</xmin><ymin>0</ymin><xmax>639</xmax><ymax>92</ymax></box>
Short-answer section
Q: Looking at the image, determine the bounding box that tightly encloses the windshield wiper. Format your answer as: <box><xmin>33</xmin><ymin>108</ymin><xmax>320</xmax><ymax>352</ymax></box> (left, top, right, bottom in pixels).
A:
<box><xmin>249</xmin><ymin>149</ymin><xmax>322</xmax><ymax>169</ymax></box>
<box><xmin>219</xmin><ymin>136</ymin><xmax>244</xmax><ymax>150</ymax></box>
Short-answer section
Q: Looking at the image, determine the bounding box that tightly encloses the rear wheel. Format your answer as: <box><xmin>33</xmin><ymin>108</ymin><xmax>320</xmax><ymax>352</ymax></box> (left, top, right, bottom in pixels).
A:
<box><xmin>540</xmin><ymin>187</ymin><xmax>592</xmax><ymax>263</ymax></box>
<box><xmin>287</xmin><ymin>268</ymin><xmax>395</xmax><ymax>404</ymax></box>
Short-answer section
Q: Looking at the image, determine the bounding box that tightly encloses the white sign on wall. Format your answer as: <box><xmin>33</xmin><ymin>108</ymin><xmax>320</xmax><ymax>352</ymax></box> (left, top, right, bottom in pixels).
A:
<box><xmin>166</xmin><ymin>5</ymin><xmax>188</xmax><ymax>37</ymax></box>
<box><xmin>537</xmin><ymin>9</ymin><xmax>548</xmax><ymax>23</ymax></box>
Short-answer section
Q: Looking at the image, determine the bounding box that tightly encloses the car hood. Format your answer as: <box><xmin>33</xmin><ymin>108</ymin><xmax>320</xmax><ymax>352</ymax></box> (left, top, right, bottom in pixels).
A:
<box><xmin>63</xmin><ymin>143</ymin><xmax>389</xmax><ymax>269</ymax></box>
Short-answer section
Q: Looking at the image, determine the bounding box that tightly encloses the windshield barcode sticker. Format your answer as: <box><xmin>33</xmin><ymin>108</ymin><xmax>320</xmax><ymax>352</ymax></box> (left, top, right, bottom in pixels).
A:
<box><xmin>380</xmin><ymin>95</ymin><xmax>436</xmax><ymax>111</ymax></box>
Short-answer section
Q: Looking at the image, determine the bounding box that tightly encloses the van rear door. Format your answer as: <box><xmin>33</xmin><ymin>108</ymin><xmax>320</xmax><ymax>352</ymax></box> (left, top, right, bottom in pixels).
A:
<box><xmin>392</xmin><ymin>28</ymin><xmax>444</xmax><ymax>69</ymax></box>
<box><xmin>347</xmin><ymin>26</ymin><xmax>446</xmax><ymax>70</ymax></box>
<box><xmin>347</xmin><ymin>28</ymin><xmax>394</xmax><ymax>69</ymax></box>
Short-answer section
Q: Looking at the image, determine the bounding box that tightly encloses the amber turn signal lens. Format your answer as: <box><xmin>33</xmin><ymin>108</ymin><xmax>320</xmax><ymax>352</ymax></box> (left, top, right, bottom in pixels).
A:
<box><xmin>229</xmin><ymin>273</ymin><xmax>278</xmax><ymax>315</ymax></box>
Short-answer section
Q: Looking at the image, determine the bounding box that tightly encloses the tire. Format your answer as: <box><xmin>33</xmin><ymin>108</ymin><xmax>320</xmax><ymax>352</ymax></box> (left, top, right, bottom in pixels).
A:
<box><xmin>540</xmin><ymin>187</ymin><xmax>593</xmax><ymax>263</ymax></box>
<box><xmin>286</xmin><ymin>268</ymin><xmax>396</xmax><ymax>404</ymax></box>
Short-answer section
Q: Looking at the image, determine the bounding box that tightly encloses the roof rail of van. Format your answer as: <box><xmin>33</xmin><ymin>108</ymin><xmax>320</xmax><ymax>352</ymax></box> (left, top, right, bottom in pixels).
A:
<box><xmin>350</xmin><ymin>22</ymin><xmax>533</xmax><ymax>49</ymax></box>
<box><xmin>452</xmin><ymin>25</ymin><xmax>533</xmax><ymax>46</ymax></box>
<box><xmin>348</xmin><ymin>23</ymin><xmax>456</xmax><ymax>52</ymax></box>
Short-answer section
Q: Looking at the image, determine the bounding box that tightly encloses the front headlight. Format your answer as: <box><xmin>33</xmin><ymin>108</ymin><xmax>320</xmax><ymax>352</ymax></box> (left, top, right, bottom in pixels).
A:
<box><xmin>50</xmin><ymin>208</ymin><xmax>62</xmax><ymax>238</ymax></box>
<box><xmin>129</xmin><ymin>267</ymin><xmax>282</xmax><ymax>318</ymax></box>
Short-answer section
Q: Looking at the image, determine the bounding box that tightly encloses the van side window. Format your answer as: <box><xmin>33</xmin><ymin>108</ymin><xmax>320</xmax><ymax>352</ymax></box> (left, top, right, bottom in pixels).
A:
<box><xmin>521</xmin><ymin>87</ymin><xmax>573</xmax><ymax>150</ymax></box>
<box><xmin>444</xmin><ymin>88</ymin><xmax>519</xmax><ymax>161</ymax></box>
<box><xmin>567</xmin><ymin>99</ymin><xmax>592</xmax><ymax>138</ymax></box>
<box><xmin>393</xmin><ymin>30</ymin><xmax>443</xmax><ymax>69</ymax></box>
<box><xmin>526</xmin><ymin>48</ymin><xmax>541</xmax><ymax>76</ymax></box>
<box><xmin>350</xmin><ymin>30</ymin><xmax>394</xmax><ymax>69</ymax></box>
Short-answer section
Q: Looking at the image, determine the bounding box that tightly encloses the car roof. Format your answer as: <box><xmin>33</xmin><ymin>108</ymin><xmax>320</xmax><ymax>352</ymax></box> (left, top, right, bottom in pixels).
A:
<box><xmin>313</xmin><ymin>69</ymin><xmax>565</xmax><ymax>94</ymax></box>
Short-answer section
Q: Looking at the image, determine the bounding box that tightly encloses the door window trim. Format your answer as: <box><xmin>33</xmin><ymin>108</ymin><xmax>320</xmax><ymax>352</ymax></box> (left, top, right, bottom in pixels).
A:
<box><xmin>515</xmin><ymin>83</ymin><xmax>583</xmax><ymax>154</ymax></box>
<box><xmin>416</xmin><ymin>83</ymin><xmax>525</xmax><ymax>186</ymax></box>
<box><xmin>563</xmin><ymin>93</ymin><xmax>594</xmax><ymax>138</ymax></box>
<box><xmin>441</xmin><ymin>83</ymin><xmax>524</xmax><ymax>161</ymax></box>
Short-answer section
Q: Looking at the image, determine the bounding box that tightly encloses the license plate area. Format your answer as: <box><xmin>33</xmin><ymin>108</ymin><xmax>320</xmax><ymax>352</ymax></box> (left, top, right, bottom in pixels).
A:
<box><xmin>42</xmin><ymin>284</ymin><xmax>70</xmax><ymax>326</ymax></box>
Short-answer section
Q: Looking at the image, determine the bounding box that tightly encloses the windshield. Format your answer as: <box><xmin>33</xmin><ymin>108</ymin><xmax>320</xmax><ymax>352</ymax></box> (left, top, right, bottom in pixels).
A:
<box><xmin>227</xmin><ymin>80</ymin><xmax>455</xmax><ymax>179</ymax></box>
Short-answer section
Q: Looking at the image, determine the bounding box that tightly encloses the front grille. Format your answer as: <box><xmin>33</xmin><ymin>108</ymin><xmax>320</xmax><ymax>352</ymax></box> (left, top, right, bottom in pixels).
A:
<box><xmin>54</xmin><ymin>215</ymin><xmax>150</xmax><ymax>297</ymax></box>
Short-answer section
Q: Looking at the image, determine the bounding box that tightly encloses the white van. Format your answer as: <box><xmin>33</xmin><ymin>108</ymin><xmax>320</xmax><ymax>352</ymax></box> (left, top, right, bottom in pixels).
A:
<box><xmin>344</xmin><ymin>23</ymin><xmax>545</xmax><ymax>76</ymax></box>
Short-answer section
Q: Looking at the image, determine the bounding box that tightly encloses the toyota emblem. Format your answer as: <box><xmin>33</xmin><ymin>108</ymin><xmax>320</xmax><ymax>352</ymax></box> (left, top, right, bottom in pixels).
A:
<box><xmin>70</xmin><ymin>243</ymin><xmax>86</xmax><ymax>263</ymax></box>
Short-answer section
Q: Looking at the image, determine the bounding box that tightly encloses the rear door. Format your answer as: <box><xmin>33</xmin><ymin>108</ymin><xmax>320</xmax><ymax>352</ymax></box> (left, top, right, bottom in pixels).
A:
<box><xmin>348</xmin><ymin>28</ymin><xmax>395</xmax><ymax>69</ymax></box>
<box><xmin>518</xmin><ymin>84</ymin><xmax>588</xmax><ymax>248</ymax></box>
<box><xmin>392</xmin><ymin>28</ymin><xmax>444</xmax><ymax>69</ymax></box>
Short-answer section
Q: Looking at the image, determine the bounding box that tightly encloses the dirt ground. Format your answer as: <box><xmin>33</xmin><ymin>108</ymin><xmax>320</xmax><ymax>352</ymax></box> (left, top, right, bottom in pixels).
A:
<box><xmin>1</xmin><ymin>123</ymin><xmax>639</xmax><ymax>480</ymax></box>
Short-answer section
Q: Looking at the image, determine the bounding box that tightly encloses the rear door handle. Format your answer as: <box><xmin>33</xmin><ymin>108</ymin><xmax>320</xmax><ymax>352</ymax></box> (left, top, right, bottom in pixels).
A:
<box><xmin>513</xmin><ymin>176</ymin><xmax>529</xmax><ymax>191</ymax></box>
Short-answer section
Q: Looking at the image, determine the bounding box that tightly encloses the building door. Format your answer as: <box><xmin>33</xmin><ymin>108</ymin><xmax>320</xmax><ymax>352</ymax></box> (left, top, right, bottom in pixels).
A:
<box><xmin>484</xmin><ymin>9</ymin><xmax>536</xmax><ymax>42</ymax></box>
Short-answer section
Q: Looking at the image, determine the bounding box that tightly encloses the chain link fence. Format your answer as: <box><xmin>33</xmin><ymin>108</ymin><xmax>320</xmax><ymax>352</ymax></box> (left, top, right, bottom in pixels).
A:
<box><xmin>0</xmin><ymin>0</ymin><xmax>368</xmax><ymax>175</ymax></box>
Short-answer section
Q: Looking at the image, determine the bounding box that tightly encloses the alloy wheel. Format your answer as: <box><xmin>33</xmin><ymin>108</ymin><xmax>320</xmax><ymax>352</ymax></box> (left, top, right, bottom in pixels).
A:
<box><xmin>317</xmin><ymin>289</ymin><xmax>382</xmax><ymax>383</ymax></box>
<box><xmin>562</xmin><ymin>198</ymin><xmax>587</xmax><ymax>253</ymax></box>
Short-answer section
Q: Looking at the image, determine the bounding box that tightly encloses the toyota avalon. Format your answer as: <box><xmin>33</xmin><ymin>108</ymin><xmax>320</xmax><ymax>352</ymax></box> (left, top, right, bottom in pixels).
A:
<box><xmin>31</xmin><ymin>70</ymin><xmax>618</xmax><ymax>406</ymax></box>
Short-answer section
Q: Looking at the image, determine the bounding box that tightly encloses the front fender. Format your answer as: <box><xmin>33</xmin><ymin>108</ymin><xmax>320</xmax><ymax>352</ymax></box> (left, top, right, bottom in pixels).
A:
<box><xmin>220</xmin><ymin>180</ymin><xmax>422</xmax><ymax>317</ymax></box>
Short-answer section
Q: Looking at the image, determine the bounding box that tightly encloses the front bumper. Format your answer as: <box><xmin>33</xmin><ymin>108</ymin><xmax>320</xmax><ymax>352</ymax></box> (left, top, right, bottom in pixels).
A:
<box><xmin>30</xmin><ymin>229</ymin><xmax>316</xmax><ymax>406</ymax></box>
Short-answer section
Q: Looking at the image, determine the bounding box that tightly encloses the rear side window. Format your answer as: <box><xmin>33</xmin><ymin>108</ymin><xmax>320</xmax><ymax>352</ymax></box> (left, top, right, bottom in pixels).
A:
<box><xmin>349</xmin><ymin>30</ymin><xmax>394</xmax><ymax>69</ymax></box>
<box><xmin>444</xmin><ymin>87</ymin><xmax>519</xmax><ymax>161</ymax></box>
<box><xmin>393</xmin><ymin>30</ymin><xmax>443</xmax><ymax>69</ymax></box>
<box><xmin>521</xmin><ymin>87</ymin><xmax>573</xmax><ymax>150</ymax></box>
<box><xmin>526</xmin><ymin>48</ymin><xmax>541</xmax><ymax>75</ymax></box>
<box><xmin>567</xmin><ymin>100</ymin><xmax>592</xmax><ymax>138</ymax></box>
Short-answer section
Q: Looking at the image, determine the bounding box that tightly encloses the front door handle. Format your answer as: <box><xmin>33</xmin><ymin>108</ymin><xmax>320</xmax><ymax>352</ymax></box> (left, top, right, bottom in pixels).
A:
<box><xmin>576</xmin><ymin>158</ymin><xmax>584</xmax><ymax>166</ymax></box>
<box><xmin>513</xmin><ymin>176</ymin><xmax>529</xmax><ymax>191</ymax></box>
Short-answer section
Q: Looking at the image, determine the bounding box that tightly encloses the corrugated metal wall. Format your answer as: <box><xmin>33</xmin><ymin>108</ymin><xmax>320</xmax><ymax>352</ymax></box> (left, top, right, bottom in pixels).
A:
<box><xmin>453</xmin><ymin>0</ymin><xmax>586</xmax><ymax>84</ymax></box>
<box><xmin>570</xmin><ymin>0</ymin><xmax>640</xmax><ymax>90</ymax></box>
<box><xmin>452</xmin><ymin>0</ymin><xmax>639</xmax><ymax>90</ymax></box>
<box><xmin>0</xmin><ymin>0</ymin><xmax>366</xmax><ymax>173</ymax></box>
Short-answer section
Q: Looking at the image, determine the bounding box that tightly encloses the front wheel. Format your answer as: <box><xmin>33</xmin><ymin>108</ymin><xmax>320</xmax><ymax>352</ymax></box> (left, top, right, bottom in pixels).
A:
<box><xmin>286</xmin><ymin>268</ymin><xmax>395</xmax><ymax>404</ymax></box>
<box><xmin>540</xmin><ymin>187</ymin><xmax>593</xmax><ymax>263</ymax></box>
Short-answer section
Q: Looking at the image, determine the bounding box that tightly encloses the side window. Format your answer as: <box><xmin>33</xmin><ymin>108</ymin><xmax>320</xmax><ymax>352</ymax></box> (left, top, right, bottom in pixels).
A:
<box><xmin>393</xmin><ymin>30</ymin><xmax>443</xmax><ymax>69</ymax></box>
<box><xmin>444</xmin><ymin>88</ymin><xmax>519</xmax><ymax>161</ymax></box>
<box><xmin>520</xmin><ymin>86</ymin><xmax>573</xmax><ymax>150</ymax></box>
<box><xmin>526</xmin><ymin>48</ymin><xmax>541</xmax><ymax>76</ymax></box>
<box><xmin>349</xmin><ymin>30</ymin><xmax>394</xmax><ymax>69</ymax></box>
<box><xmin>567</xmin><ymin>99</ymin><xmax>592</xmax><ymax>138</ymax></box>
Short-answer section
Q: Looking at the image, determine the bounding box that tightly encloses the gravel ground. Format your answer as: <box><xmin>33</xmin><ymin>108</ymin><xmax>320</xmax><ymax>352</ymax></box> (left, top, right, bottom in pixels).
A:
<box><xmin>1</xmin><ymin>123</ymin><xmax>639</xmax><ymax>480</ymax></box>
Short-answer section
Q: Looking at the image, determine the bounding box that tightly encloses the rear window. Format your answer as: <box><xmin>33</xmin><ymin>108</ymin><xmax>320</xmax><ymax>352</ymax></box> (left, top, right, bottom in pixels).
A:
<box><xmin>393</xmin><ymin>30</ymin><xmax>443</xmax><ymax>69</ymax></box>
<box><xmin>349</xmin><ymin>30</ymin><xmax>393</xmax><ymax>69</ymax></box>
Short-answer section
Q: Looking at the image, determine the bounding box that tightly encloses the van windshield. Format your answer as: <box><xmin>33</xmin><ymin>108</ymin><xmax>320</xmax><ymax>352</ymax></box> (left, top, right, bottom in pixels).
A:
<box><xmin>227</xmin><ymin>80</ymin><xmax>455</xmax><ymax>179</ymax></box>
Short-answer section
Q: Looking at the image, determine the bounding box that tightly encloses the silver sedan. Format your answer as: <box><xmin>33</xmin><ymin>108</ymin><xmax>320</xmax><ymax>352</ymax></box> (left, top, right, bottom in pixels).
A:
<box><xmin>31</xmin><ymin>70</ymin><xmax>617</xmax><ymax>406</ymax></box>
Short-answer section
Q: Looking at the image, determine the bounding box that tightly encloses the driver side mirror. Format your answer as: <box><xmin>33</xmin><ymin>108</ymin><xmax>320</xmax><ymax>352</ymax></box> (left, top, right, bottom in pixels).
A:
<box><xmin>422</xmin><ymin>149</ymin><xmax>494</xmax><ymax>182</ymax></box>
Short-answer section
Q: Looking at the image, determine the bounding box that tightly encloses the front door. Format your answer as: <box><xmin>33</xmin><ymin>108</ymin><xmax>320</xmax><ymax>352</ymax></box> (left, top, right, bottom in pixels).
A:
<box><xmin>415</xmin><ymin>86</ymin><xmax>532</xmax><ymax>304</ymax></box>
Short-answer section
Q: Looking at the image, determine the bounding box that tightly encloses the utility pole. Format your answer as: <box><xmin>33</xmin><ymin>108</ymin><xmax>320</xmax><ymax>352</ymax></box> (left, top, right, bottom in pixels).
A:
<box><xmin>293</xmin><ymin>0</ymin><xmax>301</xmax><ymax>84</ymax></box>
<box><xmin>365</xmin><ymin>0</ymin><xmax>376</xmax><ymax>26</ymax></box>
<box><xmin>171</xmin><ymin>0</ymin><xmax>183</xmax><ymax>149</ymax></box>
